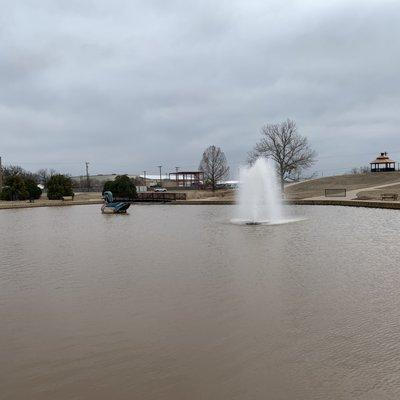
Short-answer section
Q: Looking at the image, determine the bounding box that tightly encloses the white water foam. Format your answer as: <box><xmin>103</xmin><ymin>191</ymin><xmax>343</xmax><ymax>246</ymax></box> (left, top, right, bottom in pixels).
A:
<box><xmin>233</xmin><ymin>158</ymin><xmax>301</xmax><ymax>225</ymax></box>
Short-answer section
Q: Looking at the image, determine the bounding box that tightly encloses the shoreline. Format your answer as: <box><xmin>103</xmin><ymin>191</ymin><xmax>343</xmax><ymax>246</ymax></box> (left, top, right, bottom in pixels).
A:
<box><xmin>2</xmin><ymin>198</ymin><xmax>400</xmax><ymax>211</ymax></box>
<box><xmin>171</xmin><ymin>199</ymin><xmax>400</xmax><ymax>210</ymax></box>
<box><xmin>0</xmin><ymin>199</ymin><xmax>103</xmax><ymax>210</ymax></box>
<box><xmin>287</xmin><ymin>198</ymin><xmax>400</xmax><ymax>210</ymax></box>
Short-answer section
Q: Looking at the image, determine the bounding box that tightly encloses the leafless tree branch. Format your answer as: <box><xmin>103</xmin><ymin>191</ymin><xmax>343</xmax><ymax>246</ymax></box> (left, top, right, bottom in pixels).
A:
<box><xmin>199</xmin><ymin>145</ymin><xmax>229</xmax><ymax>191</ymax></box>
<box><xmin>248</xmin><ymin>119</ymin><xmax>316</xmax><ymax>190</ymax></box>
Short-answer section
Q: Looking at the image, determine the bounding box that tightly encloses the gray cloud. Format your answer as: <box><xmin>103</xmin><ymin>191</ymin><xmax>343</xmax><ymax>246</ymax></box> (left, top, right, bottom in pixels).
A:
<box><xmin>1</xmin><ymin>0</ymin><xmax>399</xmax><ymax>176</ymax></box>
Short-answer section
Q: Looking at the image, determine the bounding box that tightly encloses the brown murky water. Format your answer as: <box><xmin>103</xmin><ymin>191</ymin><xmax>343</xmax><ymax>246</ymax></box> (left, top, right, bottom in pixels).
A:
<box><xmin>1</xmin><ymin>204</ymin><xmax>400</xmax><ymax>399</ymax></box>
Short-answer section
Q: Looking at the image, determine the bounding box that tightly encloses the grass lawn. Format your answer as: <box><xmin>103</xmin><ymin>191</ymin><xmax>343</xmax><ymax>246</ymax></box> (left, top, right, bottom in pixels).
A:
<box><xmin>285</xmin><ymin>172</ymin><xmax>400</xmax><ymax>199</ymax></box>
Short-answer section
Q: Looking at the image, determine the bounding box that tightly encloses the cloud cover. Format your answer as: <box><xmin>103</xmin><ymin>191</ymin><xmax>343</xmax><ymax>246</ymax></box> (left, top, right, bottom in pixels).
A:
<box><xmin>1</xmin><ymin>0</ymin><xmax>400</xmax><ymax>176</ymax></box>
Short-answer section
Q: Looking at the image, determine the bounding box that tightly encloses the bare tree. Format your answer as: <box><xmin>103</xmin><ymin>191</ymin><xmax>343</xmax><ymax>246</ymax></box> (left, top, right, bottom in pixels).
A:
<box><xmin>35</xmin><ymin>168</ymin><xmax>58</xmax><ymax>186</ymax></box>
<box><xmin>248</xmin><ymin>119</ymin><xmax>316</xmax><ymax>190</ymax></box>
<box><xmin>199</xmin><ymin>145</ymin><xmax>230</xmax><ymax>191</ymax></box>
<box><xmin>36</xmin><ymin>169</ymin><xmax>49</xmax><ymax>185</ymax></box>
<box><xmin>3</xmin><ymin>165</ymin><xmax>26</xmax><ymax>178</ymax></box>
<box><xmin>349</xmin><ymin>166</ymin><xmax>370</xmax><ymax>175</ymax></box>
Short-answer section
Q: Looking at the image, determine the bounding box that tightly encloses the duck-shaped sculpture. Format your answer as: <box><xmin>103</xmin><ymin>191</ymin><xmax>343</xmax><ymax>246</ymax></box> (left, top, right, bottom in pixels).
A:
<box><xmin>101</xmin><ymin>191</ymin><xmax>131</xmax><ymax>214</ymax></box>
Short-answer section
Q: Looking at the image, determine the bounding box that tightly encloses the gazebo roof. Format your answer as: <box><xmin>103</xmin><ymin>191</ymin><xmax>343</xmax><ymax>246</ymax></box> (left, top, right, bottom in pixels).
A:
<box><xmin>370</xmin><ymin>152</ymin><xmax>395</xmax><ymax>164</ymax></box>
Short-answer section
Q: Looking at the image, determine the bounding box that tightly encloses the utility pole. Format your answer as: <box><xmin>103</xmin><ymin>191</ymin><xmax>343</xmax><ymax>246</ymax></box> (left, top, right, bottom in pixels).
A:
<box><xmin>157</xmin><ymin>165</ymin><xmax>162</xmax><ymax>187</ymax></box>
<box><xmin>85</xmin><ymin>162</ymin><xmax>90</xmax><ymax>191</ymax></box>
<box><xmin>175</xmin><ymin>166</ymin><xmax>179</xmax><ymax>187</ymax></box>
<box><xmin>0</xmin><ymin>156</ymin><xmax>3</xmax><ymax>189</ymax></box>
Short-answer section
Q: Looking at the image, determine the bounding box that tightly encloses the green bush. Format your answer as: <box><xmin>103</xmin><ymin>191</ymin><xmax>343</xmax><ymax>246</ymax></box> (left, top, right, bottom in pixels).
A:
<box><xmin>0</xmin><ymin>176</ymin><xmax>29</xmax><ymax>201</ymax></box>
<box><xmin>0</xmin><ymin>165</ymin><xmax>43</xmax><ymax>201</ymax></box>
<box><xmin>103</xmin><ymin>175</ymin><xmax>137</xmax><ymax>199</ymax></box>
<box><xmin>47</xmin><ymin>174</ymin><xmax>73</xmax><ymax>200</ymax></box>
<box><xmin>103</xmin><ymin>180</ymin><xmax>114</xmax><ymax>193</ymax></box>
<box><xmin>25</xmin><ymin>178</ymin><xmax>42</xmax><ymax>200</ymax></box>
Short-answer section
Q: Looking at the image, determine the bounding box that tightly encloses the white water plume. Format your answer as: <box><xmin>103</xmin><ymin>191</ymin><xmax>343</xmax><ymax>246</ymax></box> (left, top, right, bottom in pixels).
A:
<box><xmin>234</xmin><ymin>158</ymin><xmax>285</xmax><ymax>225</ymax></box>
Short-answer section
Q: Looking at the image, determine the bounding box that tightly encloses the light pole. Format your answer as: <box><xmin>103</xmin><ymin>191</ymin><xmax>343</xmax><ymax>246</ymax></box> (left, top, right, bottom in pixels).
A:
<box><xmin>143</xmin><ymin>170</ymin><xmax>147</xmax><ymax>187</ymax></box>
<box><xmin>157</xmin><ymin>165</ymin><xmax>162</xmax><ymax>187</ymax></box>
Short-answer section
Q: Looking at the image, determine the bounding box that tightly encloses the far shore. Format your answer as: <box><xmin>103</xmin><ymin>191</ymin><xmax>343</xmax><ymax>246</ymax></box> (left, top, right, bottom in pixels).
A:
<box><xmin>3</xmin><ymin>171</ymin><xmax>400</xmax><ymax>211</ymax></box>
<box><xmin>0</xmin><ymin>198</ymin><xmax>103</xmax><ymax>210</ymax></box>
<box><xmin>2</xmin><ymin>195</ymin><xmax>400</xmax><ymax>211</ymax></box>
<box><xmin>174</xmin><ymin>198</ymin><xmax>400</xmax><ymax>210</ymax></box>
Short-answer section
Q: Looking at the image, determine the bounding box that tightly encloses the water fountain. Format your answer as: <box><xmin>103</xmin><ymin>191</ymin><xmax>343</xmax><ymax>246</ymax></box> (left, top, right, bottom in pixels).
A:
<box><xmin>233</xmin><ymin>158</ymin><xmax>286</xmax><ymax>225</ymax></box>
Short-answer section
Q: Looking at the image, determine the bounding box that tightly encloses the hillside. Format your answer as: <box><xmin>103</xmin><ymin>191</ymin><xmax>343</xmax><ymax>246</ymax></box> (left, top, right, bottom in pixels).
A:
<box><xmin>356</xmin><ymin>183</ymin><xmax>400</xmax><ymax>200</ymax></box>
<box><xmin>285</xmin><ymin>172</ymin><xmax>400</xmax><ymax>199</ymax></box>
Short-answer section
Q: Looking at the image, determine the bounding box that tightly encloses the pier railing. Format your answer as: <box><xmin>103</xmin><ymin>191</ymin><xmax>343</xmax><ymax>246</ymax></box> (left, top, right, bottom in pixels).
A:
<box><xmin>115</xmin><ymin>192</ymin><xmax>187</xmax><ymax>203</ymax></box>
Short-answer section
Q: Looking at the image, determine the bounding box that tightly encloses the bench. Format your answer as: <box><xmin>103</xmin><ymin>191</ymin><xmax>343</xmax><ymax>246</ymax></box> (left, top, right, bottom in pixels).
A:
<box><xmin>62</xmin><ymin>195</ymin><xmax>74</xmax><ymax>201</ymax></box>
<box><xmin>381</xmin><ymin>193</ymin><xmax>399</xmax><ymax>201</ymax></box>
<box><xmin>325</xmin><ymin>188</ymin><xmax>347</xmax><ymax>197</ymax></box>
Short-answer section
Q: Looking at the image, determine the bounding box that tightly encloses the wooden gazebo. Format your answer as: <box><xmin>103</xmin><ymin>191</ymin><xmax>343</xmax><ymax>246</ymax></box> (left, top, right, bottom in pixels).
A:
<box><xmin>370</xmin><ymin>152</ymin><xmax>396</xmax><ymax>172</ymax></box>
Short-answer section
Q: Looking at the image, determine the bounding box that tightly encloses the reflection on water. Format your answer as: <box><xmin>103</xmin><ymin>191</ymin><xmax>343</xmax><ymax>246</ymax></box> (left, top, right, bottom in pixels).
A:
<box><xmin>1</xmin><ymin>205</ymin><xmax>400</xmax><ymax>399</ymax></box>
<box><xmin>230</xmin><ymin>217</ymin><xmax>306</xmax><ymax>225</ymax></box>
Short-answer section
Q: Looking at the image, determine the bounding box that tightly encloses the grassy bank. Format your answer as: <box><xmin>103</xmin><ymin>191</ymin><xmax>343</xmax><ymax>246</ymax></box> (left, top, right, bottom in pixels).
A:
<box><xmin>285</xmin><ymin>172</ymin><xmax>400</xmax><ymax>199</ymax></box>
<box><xmin>0</xmin><ymin>199</ymin><xmax>103</xmax><ymax>210</ymax></box>
<box><xmin>0</xmin><ymin>192</ymin><xmax>103</xmax><ymax>210</ymax></box>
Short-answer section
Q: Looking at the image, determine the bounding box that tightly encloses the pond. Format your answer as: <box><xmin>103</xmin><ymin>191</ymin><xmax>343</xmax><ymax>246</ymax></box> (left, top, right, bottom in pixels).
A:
<box><xmin>1</xmin><ymin>204</ymin><xmax>400</xmax><ymax>399</ymax></box>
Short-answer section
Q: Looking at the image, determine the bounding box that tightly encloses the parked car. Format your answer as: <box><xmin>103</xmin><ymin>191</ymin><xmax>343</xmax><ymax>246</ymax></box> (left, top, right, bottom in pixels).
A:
<box><xmin>154</xmin><ymin>187</ymin><xmax>167</xmax><ymax>192</ymax></box>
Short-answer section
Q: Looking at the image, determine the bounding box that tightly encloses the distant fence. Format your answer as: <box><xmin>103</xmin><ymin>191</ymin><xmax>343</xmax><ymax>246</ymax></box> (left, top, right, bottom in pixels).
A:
<box><xmin>324</xmin><ymin>188</ymin><xmax>347</xmax><ymax>197</ymax></box>
<box><xmin>115</xmin><ymin>192</ymin><xmax>187</xmax><ymax>202</ymax></box>
<box><xmin>137</xmin><ymin>192</ymin><xmax>186</xmax><ymax>202</ymax></box>
<box><xmin>73</xmin><ymin>186</ymin><xmax>103</xmax><ymax>192</ymax></box>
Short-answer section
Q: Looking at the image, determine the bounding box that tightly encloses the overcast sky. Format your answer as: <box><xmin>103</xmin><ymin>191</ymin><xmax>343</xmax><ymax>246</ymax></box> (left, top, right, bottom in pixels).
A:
<box><xmin>1</xmin><ymin>0</ymin><xmax>400</xmax><ymax>177</ymax></box>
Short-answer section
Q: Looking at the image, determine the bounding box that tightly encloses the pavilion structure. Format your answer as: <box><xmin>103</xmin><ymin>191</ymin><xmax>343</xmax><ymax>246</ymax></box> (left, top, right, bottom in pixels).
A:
<box><xmin>370</xmin><ymin>152</ymin><xmax>396</xmax><ymax>172</ymax></box>
<box><xmin>169</xmin><ymin>171</ymin><xmax>204</xmax><ymax>188</ymax></box>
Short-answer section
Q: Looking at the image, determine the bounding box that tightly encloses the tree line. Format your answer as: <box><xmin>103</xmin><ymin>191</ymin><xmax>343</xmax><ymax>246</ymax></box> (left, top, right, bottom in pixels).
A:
<box><xmin>0</xmin><ymin>165</ymin><xmax>139</xmax><ymax>202</ymax></box>
<box><xmin>0</xmin><ymin>166</ymin><xmax>73</xmax><ymax>201</ymax></box>
<box><xmin>1</xmin><ymin>118</ymin><xmax>318</xmax><ymax>201</ymax></box>
<box><xmin>199</xmin><ymin>119</ymin><xmax>317</xmax><ymax>191</ymax></box>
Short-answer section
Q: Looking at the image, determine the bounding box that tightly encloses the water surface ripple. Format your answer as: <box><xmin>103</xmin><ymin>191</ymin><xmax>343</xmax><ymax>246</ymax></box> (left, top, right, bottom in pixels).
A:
<box><xmin>1</xmin><ymin>205</ymin><xmax>400</xmax><ymax>399</ymax></box>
